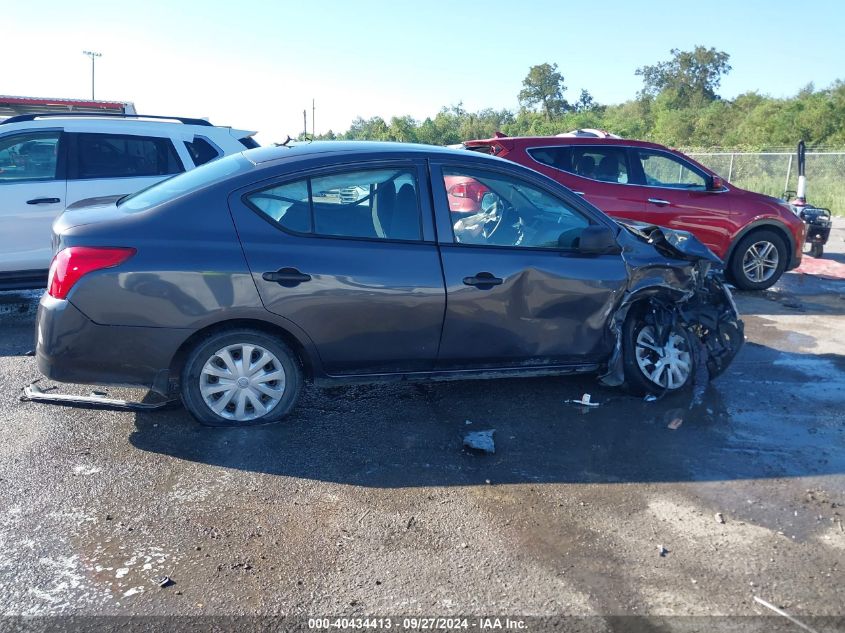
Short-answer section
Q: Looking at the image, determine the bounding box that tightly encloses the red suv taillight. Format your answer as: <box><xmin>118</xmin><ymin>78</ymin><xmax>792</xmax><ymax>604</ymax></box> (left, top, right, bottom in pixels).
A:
<box><xmin>47</xmin><ymin>247</ymin><xmax>136</xmax><ymax>300</ymax></box>
<box><xmin>448</xmin><ymin>182</ymin><xmax>487</xmax><ymax>203</ymax></box>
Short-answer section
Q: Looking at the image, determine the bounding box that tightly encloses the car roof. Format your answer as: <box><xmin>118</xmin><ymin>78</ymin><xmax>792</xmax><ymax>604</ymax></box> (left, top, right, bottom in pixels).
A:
<box><xmin>467</xmin><ymin>135</ymin><xmax>669</xmax><ymax>151</ymax></box>
<box><xmin>0</xmin><ymin>115</ymin><xmax>248</xmax><ymax>136</ymax></box>
<box><xmin>244</xmin><ymin>140</ymin><xmax>508</xmax><ymax>166</ymax></box>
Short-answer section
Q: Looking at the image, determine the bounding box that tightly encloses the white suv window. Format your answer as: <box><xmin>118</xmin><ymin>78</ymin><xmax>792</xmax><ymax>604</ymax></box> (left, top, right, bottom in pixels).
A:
<box><xmin>0</xmin><ymin>131</ymin><xmax>60</xmax><ymax>182</ymax></box>
<box><xmin>74</xmin><ymin>133</ymin><xmax>183</xmax><ymax>179</ymax></box>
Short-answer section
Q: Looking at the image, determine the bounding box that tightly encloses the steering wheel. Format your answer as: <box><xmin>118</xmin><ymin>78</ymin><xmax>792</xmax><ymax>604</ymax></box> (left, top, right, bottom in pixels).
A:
<box><xmin>481</xmin><ymin>198</ymin><xmax>509</xmax><ymax>239</ymax></box>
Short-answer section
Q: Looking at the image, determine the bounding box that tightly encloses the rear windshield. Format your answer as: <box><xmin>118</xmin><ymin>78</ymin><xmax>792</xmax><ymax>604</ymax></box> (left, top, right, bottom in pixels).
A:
<box><xmin>118</xmin><ymin>152</ymin><xmax>250</xmax><ymax>212</ymax></box>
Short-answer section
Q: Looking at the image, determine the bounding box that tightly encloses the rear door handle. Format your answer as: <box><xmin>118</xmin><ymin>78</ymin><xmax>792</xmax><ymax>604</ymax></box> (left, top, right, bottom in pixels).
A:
<box><xmin>27</xmin><ymin>198</ymin><xmax>61</xmax><ymax>205</ymax></box>
<box><xmin>262</xmin><ymin>267</ymin><xmax>312</xmax><ymax>287</ymax></box>
<box><xmin>648</xmin><ymin>198</ymin><xmax>670</xmax><ymax>206</ymax></box>
<box><xmin>463</xmin><ymin>272</ymin><xmax>503</xmax><ymax>288</ymax></box>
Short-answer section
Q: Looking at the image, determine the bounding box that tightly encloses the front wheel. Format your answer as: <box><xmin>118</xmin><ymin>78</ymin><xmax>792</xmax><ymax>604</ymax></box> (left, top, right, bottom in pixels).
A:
<box><xmin>180</xmin><ymin>329</ymin><xmax>303</xmax><ymax>427</ymax></box>
<box><xmin>729</xmin><ymin>230</ymin><xmax>788</xmax><ymax>291</ymax></box>
<box><xmin>623</xmin><ymin>313</ymin><xmax>695</xmax><ymax>395</ymax></box>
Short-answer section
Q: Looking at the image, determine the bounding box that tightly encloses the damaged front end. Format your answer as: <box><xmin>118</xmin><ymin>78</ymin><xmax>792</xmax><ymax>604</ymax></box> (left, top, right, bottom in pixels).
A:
<box><xmin>600</xmin><ymin>221</ymin><xmax>744</xmax><ymax>388</ymax></box>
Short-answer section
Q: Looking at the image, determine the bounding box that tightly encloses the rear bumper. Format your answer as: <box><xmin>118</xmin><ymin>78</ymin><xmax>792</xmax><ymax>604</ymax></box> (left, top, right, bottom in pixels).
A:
<box><xmin>36</xmin><ymin>295</ymin><xmax>188</xmax><ymax>394</ymax></box>
<box><xmin>0</xmin><ymin>269</ymin><xmax>48</xmax><ymax>291</ymax></box>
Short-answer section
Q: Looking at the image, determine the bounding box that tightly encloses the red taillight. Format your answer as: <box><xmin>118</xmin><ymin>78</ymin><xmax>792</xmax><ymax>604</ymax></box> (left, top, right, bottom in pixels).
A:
<box><xmin>448</xmin><ymin>181</ymin><xmax>487</xmax><ymax>203</ymax></box>
<box><xmin>47</xmin><ymin>247</ymin><xmax>136</xmax><ymax>300</ymax></box>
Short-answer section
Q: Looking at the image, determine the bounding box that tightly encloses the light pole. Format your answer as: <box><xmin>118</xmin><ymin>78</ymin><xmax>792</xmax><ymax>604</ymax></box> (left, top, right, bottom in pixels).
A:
<box><xmin>82</xmin><ymin>50</ymin><xmax>102</xmax><ymax>100</ymax></box>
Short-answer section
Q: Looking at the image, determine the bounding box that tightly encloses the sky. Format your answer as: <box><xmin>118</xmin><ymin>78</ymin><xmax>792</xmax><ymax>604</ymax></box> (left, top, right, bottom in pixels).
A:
<box><xmin>3</xmin><ymin>0</ymin><xmax>844</xmax><ymax>144</ymax></box>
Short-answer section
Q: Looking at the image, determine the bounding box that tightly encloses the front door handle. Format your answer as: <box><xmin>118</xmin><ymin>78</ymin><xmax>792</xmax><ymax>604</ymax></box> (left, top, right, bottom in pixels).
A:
<box><xmin>262</xmin><ymin>267</ymin><xmax>312</xmax><ymax>287</ymax></box>
<box><xmin>463</xmin><ymin>272</ymin><xmax>503</xmax><ymax>288</ymax></box>
<box><xmin>27</xmin><ymin>197</ymin><xmax>61</xmax><ymax>205</ymax></box>
<box><xmin>648</xmin><ymin>198</ymin><xmax>670</xmax><ymax>206</ymax></box>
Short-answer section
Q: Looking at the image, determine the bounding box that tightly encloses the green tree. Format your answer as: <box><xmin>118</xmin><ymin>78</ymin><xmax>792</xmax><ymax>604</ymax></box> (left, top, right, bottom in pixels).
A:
<box><xmin>636</xmin><ymin>46</ymin><xmax>732</xmax><ymax>107</ymax></box>
<box><xmin>573</xmin><ymin>89</ymin><xmax>599</xmax><ymax>113</ymax></box>
<box><xmin>518</xmin><ymin>63</ymin><xmax>569</xmax><ymax>120</ymax></box>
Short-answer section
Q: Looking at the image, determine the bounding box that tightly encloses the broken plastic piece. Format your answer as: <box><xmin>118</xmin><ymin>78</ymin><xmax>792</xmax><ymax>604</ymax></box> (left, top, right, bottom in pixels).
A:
<box><xmin>463</xmin><ymin>429</ymin><xmax>495</xmax><ymax>454</ymax></box>
<box><xmin>644</xmin><ymin>394</ymin><xmax>658</xmax><ymax>402</ymax></box>
<box><xmin>715</xmin><ymin>512</ymin><xmax>725</xmax><ymax>524</ymax></box>
<box><xmin>667</xmin><ymin>418</ymin><xmax>683</xmax><ymax>430</ymax></box>
<box><xmin>566</xmin><ymin>393</ymin><xmax>600</xmax><ymax>407</ymax></box>
<box><xmin>21</xmin><ymin>383</ymin><xmax>179</xmax><ymax>411</ymax></box>
<box><xmin>658</xmin><ymin>545</ymin><xmax>669</xmax><ymax>557</ymax></box>
<box><xmin>156</xmin><ymin>576</ymin><xmax>174</xmax><ymax>588</ymax></box>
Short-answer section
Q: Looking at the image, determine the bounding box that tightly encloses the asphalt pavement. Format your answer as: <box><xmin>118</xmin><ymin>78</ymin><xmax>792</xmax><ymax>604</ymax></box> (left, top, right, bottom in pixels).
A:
<box><xmin>0</xmin><ymin>224</ymin><xmax>843</xmax><ymax>630</ymax></box>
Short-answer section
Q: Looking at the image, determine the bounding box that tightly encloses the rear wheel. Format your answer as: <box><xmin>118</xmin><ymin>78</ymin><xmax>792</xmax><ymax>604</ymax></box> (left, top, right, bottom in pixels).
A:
<box><xmin>729</xmin><ymin>229</ymin><xmax>787</xmax><ymax>291</ymax></box>
<box><xmin>180</xmin><ymin>329</ymin><xmax>303</xmax><ymax>427</ymax></box>
<box><xmin>623</xmin><ymin>312</ymin><xmax>695</xmax><ymax>395</ymax></box>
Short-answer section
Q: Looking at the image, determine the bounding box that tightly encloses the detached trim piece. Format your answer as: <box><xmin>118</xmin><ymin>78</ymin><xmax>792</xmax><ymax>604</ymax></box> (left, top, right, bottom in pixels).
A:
<box><xmin>21</xmin><ymin>383</ymin><xmax>179</xmax><ymax>411</ymax></box>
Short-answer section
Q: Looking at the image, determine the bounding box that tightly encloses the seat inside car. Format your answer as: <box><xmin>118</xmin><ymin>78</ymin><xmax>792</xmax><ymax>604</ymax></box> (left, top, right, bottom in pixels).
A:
<box><xmin>576</xmin><ymin>155</ymin><xmax>596</xmax><ymax>179</ymax></box>
<box><xmin>372</xmin><ymin>181</ymin><xmax>396</xmax><ymax>238</ymax></box>
<box><xmin>596</xmin><ymin>155</ymin><xmax>620</xmax><ymax>183</ymax></box>
<box><xmin>390</xmin><ymin>183</ymin><xmax>420</xmax><ymax>240</ymax></box>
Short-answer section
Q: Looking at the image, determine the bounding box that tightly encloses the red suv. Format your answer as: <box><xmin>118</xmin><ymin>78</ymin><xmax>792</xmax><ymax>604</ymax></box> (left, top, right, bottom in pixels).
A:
<box><xmin>464</xmin><ymin>135</ymin><xmax>806</xmax><ymax>290</ymax></box>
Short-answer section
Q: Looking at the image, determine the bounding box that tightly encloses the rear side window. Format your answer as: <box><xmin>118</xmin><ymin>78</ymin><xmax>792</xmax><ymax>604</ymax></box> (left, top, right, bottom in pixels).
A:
<box><xmin>184</xmin><ymin>137</ymin><xmax>221</xmax><ymax>167</ymax></box>
<box><xmin>246</xmin><ymin>168</ymin><xmax>422</xmax><ymax>241</ymax></box>
<box><xmin>528</xmin><ymin>145</ymin><xmax>630</xmax><ymax>184</ymax></box>
<box><xmin>0</xmin><ymin>131</ymin><xmax>61</xmax><ymax>182</ymax></box>
<box><xmin>74</xmin><ymin>133</ymin><xmax>183</xmax><ymax>179</ymax></box>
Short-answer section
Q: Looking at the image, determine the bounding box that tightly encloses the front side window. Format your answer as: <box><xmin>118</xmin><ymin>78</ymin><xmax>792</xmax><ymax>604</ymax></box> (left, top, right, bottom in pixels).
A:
<box><xmin>442</xmin><ymin>168</ymin><xmax>590</xmax><ymax>249</ymax></box>
<box><xmin>0</xmin><ymin>132</ymin><xmax>60</xmax><ymax>182</ymax></box>
<box><xmin>637</xmin><ymin>149</ymin><xmax>706</xmax><ymax>189</ymax></box>
<box><xmin>246</xmin><ymin>167</ymin><xmax>422</xmax><ymax>241</ymax></box>
<box><xmin>528</xmin><ymin>145</ymin><xmax>630</xmax><ymax>184</ymax></box>
<box><xmin>75</xmin><ymin>133</ymin><xmax>183</xmax><ymax>179</ymax></box>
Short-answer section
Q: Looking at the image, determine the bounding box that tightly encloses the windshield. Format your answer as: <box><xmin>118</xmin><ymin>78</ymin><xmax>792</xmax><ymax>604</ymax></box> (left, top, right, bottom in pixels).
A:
<box><xmin>118</xmin><ymin>152</ymin><xmax>251</xmax><ymax>212</ymax></box>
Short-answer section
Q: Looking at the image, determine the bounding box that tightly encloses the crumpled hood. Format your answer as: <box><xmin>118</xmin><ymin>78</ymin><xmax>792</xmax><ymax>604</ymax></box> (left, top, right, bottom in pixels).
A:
<box><xmin>615</xmin><ymin>219</ymin><xmax>723</xmax><ymax>266</ymax></box>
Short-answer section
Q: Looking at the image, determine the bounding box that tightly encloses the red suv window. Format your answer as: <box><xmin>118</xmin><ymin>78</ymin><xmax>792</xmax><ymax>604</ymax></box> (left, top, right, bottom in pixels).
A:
<box><xmin>527</xmin><ymin>145</ymin><xmax>630</xmax><ymax>184</ymax></box>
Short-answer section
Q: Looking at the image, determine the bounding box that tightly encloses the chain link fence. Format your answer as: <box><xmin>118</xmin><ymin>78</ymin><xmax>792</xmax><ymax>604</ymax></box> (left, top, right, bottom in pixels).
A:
<box><xmin>682</xmin><ymin>149</ymin><xmax>845</xmax><ymax>216</ymax></box>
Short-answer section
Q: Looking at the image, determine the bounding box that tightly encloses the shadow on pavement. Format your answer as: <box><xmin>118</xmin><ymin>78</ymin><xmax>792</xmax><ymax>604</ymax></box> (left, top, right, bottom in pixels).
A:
<box><xmin>128</xmin><ymin>345</ymin><xmax>845</xmax><ymax>488</ymax></box>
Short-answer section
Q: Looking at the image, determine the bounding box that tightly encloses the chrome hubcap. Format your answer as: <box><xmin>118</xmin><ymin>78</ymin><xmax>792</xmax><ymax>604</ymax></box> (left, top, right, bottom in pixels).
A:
<box><xmin>200</xmin><ymin>343</ymin><xmax>285</xmax><ymax>422</ymax></box>
<box><xmin>635</xmin><ymin>325</ymin><xmax>691</xmax><ymax>389</ymax></box>
<box><xmin>742</xmin><ymin>240</ymin><xmax>779</xmax><ymax>283</ymax></box>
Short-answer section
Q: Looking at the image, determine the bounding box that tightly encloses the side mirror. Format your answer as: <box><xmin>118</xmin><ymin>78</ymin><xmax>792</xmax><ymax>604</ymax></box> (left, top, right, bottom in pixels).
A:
<box><xmin>578</xmin><ymin>225</ymin><xmax>621</xmax><ymax>255</ymax></box>
<box><xmin>707</xmin><ymin>175</ymin><xmax>725</xmax><ymax>191</ymax></box>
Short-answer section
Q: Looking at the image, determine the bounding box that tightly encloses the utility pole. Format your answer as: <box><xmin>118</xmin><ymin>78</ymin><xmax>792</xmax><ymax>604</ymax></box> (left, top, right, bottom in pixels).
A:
<box><xmin>303</xmin><ymin>109</ymin><xmax>307</xmax><ymax>139</ymax></box>
<box><xmin>82</xmin><ymin>50</ymin><xmax>102</xmax><ymax>100</ymax></box>
<box><xmin>312</xmin><ymin>98</ymin><xmax>315</xmax><ymax>138</ymax></box>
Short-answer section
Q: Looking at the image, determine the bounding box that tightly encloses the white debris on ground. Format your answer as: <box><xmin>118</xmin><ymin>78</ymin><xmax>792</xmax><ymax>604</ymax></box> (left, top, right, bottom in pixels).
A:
<box><xmin>565</xmin><ymin>393</ymin><xmax>601</xmax><ymax>407</ymax></box>
<box><xmin>463</xmin><ymin>430</ymin><xmax>495</xmax><ymax>454</ymax></box>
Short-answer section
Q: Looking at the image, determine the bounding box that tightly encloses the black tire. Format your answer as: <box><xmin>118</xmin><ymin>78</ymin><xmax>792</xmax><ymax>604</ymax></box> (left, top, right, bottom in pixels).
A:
<box><xmin>809</xmin><ymin>243</ymin><xmax>823</xmax><ymax>258</ymax></box>
<box><xmin>622</xmin><ymin>309</ymin><xmax>696</xmax><ymax>396</ymax></box>
<box><xmin>729</xmin><ymin>229</ymin><xmax>788</xmax><ymax>291</ymax></box>
<box><xmin>180</xmin><ymin>329</ymin><xmax>303</xmax><ymax>427</ymax></box>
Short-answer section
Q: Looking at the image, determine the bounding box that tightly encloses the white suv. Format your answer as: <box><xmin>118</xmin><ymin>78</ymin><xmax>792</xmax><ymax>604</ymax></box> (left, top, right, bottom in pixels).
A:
<box><xmin>0</xmin><ymin>113</ymin><xmax>257</xmax><ymax>289</ymax></box>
